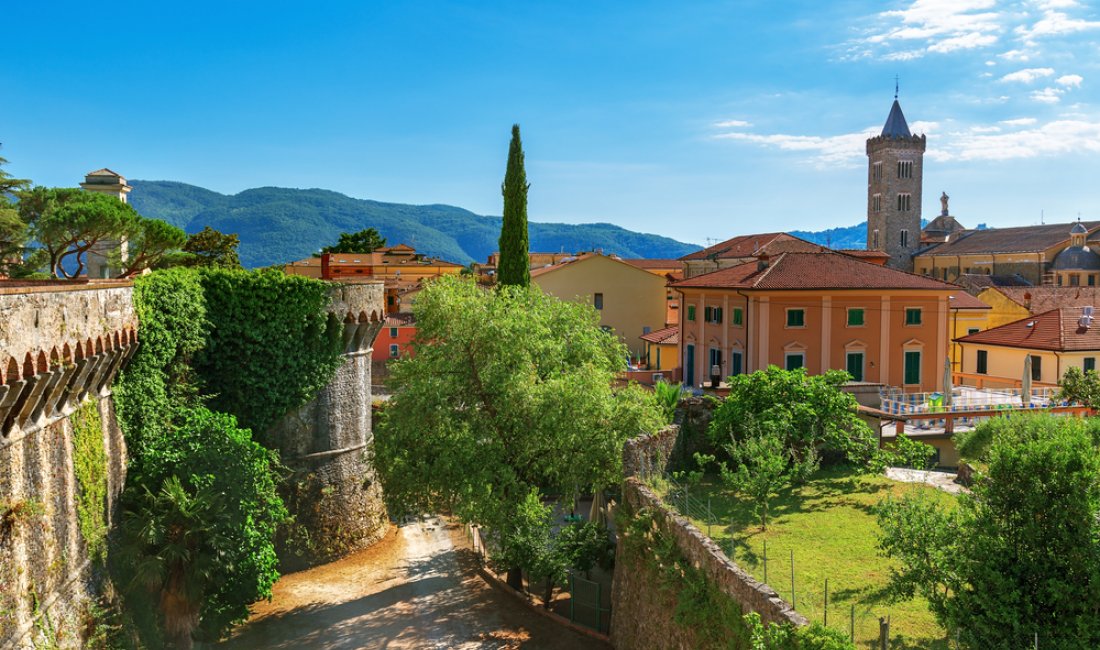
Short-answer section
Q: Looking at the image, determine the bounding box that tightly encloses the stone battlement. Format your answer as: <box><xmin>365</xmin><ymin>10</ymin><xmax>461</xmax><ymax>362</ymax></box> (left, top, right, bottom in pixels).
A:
<box><xmin>866</xmin><ymin>133</ymin><xmax>926</xmax><ymax>153</ymax></box>
<box><xmin>0</xmin><ymin>283</ymin><xmax>138</xmax><ymax>442</ymax></box>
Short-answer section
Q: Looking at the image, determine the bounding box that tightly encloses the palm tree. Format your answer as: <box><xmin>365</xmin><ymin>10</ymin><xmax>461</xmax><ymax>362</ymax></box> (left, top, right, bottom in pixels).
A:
<box><xmin>121</xmin><ymin>476</ymin><xmax>225</xmax><ymax>650</ymax></box>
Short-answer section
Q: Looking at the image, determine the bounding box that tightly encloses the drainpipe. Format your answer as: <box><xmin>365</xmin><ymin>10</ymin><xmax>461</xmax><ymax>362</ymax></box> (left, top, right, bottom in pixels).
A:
<box><xmin>675</xmin><ymin>287</ymin><xmax>686</xmax><ymax>381</ymax></box>
<box><xmin>737</xmin><ymin>290</ymin><xmax>752</xmax><ymax>373</ymax></box>
<box><xmin>1054</xmin><ymin>350</ymin><xmax>1063</xmax><ymax>387</ymax></box>
<box><xmin>951</xmin><ymin>305</ymin><xmax>959</xmax><ymax>372</ymax></box>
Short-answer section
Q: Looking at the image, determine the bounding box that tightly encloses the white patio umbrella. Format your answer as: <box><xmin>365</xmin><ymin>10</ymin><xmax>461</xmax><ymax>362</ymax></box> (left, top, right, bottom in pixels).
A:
<box><xmin>943</xmin><ymin>357</ymin><xmax>953</xmax><ymax>409</ymax></box>
<box><xmin>1022</xmin><ymin>355</ymin><xmax>1033</xmax><ymax>407</ymax></box>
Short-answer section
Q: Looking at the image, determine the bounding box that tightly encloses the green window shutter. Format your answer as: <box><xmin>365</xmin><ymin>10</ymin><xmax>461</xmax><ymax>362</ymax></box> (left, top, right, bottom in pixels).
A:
<box><xmin>716</xmin><ymin>308</ymin><xmax>723</xmax><ymax>324</ymax></box>
<box><xmin>704</xmin><ymin>306</ymin><xmax>713</xmax><ymax>322</ymax></box>
<box><xmin>846</xmin><ymin>352</ymin><xmax>864</xmax><ymax>381</ymax></box>
<box><xmin>731</xmin><ymin>352</ymin><xmax>742</xmax><ymax>375</ymax></box>
<box><xmin>687</xmin><ymin>305</ymin><xmax>696</xmax><ymax>321</ymax></box>
<box><xmin>904</xmin><ymin>351</ymin><xmax>921</xmax><ymax>384</ymax></box>
<box><xmin>786</xmin><ymin>354</ymin><xmax>804</xmax><ymax>371</ymax></box>
<box><xmin>1085</xmin><ymin>357</ymin><xmax>1096</xmax><ymax>373</ymax></box>
<box><xmin>732</xmin><ymin>308</ymin><xmax>743</xmax><ymax>326</ymax></box>
<box><xmin>976</xmin><ymin>350</ymin><xmax>988</xmax><ymax>374</ymax></box>
<box><xmin>787</xmin><ymin>309</ymin><xmax>804</xmax><ymax>327</ymax></box>
<box><xmin>905</xmin><ymin>308</ymin><xmax>922</xmax><ymax>325</ymax></box>
<box><xmin>847</xmin><ymin>309</ymin><xmax>865</xmax><ymax>326</ymax></box>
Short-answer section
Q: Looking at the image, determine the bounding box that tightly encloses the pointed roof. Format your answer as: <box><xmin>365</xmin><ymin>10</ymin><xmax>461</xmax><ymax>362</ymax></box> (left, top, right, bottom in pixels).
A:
<box><xmin>881</xmin><ymin>100</ymin><xmax>912</xmax><ymax>138</ymax></box>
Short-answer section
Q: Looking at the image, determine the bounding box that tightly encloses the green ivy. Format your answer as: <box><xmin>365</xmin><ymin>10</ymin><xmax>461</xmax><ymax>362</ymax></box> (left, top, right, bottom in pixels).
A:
<box><xmin>193</xmin><ymin>268</ymin><xmax>344</xmax><ymax>439</ymax></box>
<box><xmin>71</xmin><ymin>399</ymin><xmax>108</xmax><ymax>563</ymax></box>
<box><xmin>617</xmin><ymin>503</ymin><xmax>854</xmax><ymax>650</ymax></box>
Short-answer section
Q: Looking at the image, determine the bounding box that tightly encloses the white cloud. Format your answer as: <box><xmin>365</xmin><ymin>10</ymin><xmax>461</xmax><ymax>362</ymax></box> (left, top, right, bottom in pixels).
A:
<box><xmin>1031</xmin><ymin>87</ymin><xmax>1065</xmax><ymax>103</ymax></box>
<box><xmin>999</xmin><ymin>49</ymin><xmax>1032</xmax><ymax>61</ymax></box>
<box><xmin>1056</xmin><ymin>74</ymin><xmax>1083</xmax><ymax>87</ymax></box>
<box><xmin>1016</xmin><ymin>2</ymin><xmax>1100</xmax><ymax>38</ymax></box>
<box><xmin>713</xmin><ymin>119</ymin><xmax>752</xmax><ymax>128</ymax></box>
<box><xmin>970</xmin><ymin>125</ymin><xmax>1002</xmax><ymax>133</ymax></box>
<box><xmin>946</xmin><ymin>118</ymin><xmax>1100</xmax><ymax>160</ymax></box>
<box><xmin>1001</xmin><ymin>67</ymin><xmax>1055</xmax><ymax>83</ymax></box>
<box><xmin>1001</xmin><ymin>117</ymin><xmax>1039</xmax><ymax>126</ymax></box>
<box><xmin>845</xmin><ymin>0</ymin><xmax>1003</xmax><ymax>60</ymax></box>
<box><xmin>711</xmin><ymin>129</ymin><xmax>874</xmax><ymax>167</ymax></box>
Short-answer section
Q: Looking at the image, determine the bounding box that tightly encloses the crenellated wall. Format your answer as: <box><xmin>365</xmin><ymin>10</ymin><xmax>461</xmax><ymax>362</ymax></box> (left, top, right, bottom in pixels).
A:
<box><xmin>0</xmin><ymin>282</ymin><xmax>136</xmax><ymax>649</ymax></box>
<box><xmin>269</xmin><ymin>280</ymin><xmax>390</xmax><ymax>568</ymax></box>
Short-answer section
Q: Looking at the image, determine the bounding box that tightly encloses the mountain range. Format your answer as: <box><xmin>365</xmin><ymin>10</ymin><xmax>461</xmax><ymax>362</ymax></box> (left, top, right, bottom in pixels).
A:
<box><xmin>128</xmin><ymin>181</ymin><xmax>705</xmax><ymax>268</ymax></box>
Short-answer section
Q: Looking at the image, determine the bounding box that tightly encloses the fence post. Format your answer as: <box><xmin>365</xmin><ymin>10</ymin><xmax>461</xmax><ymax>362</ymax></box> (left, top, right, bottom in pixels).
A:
<box><xmin>824</xmin><ymin>578</ymin><xmax>829</xmax><ymax>627</ymax></box>
<box><xmin>790</xmin><ymin>549</ymin><xmax>796</xmax><ymax>609</ymax></box>
<box><xmin>879</xmin><ymin>615</ymin><xmax>890</xmax><ymax>650</ymax></box>
<box><xmin>763</xmin><ymin>540</ymin><xmax>768</xmax><ymax>584</ymax></box>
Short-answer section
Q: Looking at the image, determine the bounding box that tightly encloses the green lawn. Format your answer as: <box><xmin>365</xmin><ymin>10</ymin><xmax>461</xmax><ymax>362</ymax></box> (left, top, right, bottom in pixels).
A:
<box><xmin>655</xmin><ymin>467</ymin><xmax>956</xmax><ymax>649</ymax></box>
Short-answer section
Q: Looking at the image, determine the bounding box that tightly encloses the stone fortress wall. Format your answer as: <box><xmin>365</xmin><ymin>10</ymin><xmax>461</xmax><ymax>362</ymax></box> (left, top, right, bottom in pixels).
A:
<box><xmin>269</xmin><ymin>280</ymin><xmax>390</xmax><ymax>567</ymax></box>
<box><xmin>0</xmin><ymin>282</ymin><xmax>137</xmax><ymax>648</ymax></box>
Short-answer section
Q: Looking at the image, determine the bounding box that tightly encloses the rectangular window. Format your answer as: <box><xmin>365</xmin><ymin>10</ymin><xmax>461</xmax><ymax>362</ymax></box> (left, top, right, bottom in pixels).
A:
<box><xmin>905</xmin><ymin>308</ymin><xmax>922</xmax><ymax>325</ymax></box>
<box><xmin>786</xmin><ymin>309</ymin><xmax>805</xmax><ymax>328</ymax></box>
<box><xmin>873</xmin><ymin>162</ymin><xmax>882</xmax><ymax>181</ymax></box>
<box><xmin>387</xmin><ymin>295</ymin><xmax>395</xmax><ymax>306</ymax></box>
<box><xmin>976</xmin><ymin>350</ymin><xmax>988</xmax><ymax>374</ymax></box>
<box><xmin>873</xmin><ymin>194</ymin><xmax>881</xmax><ymax>212</ymax></box>
<box><xmin>642</xmin><ymin>326</ymin><xmax>651</xmax><ymax>335</ymax></box>
<box><xmin>785</xmin><ymin>353</ymin><xmax>805</xmax><ymax>371</ymax></box>
<box><xmin>873</xmin><ymin>229</ymin><xmax>880</xmax><ymax>249</ymax></box>
<box><xmin>846</xmin><ymin>352</ymin><xmax>864</xmax><ymax>382</ymax></box>
<box><xmin>730</xmin><ymin>351</ymin><xmax>743</xmax><ymax>376</ymax></box>
<box><xmin>847</xmin><ymin>308</ymin><xmax>865</xmax><ymax>327</ymax></box>
<box><xmin>732</xmin><ymin>308</ymin><xmax>743</xmax><ymax>326</ymax></box>
<box><xmin>709</xmin><ymin>348</ymin><xmax>722</xmax><ymax>371</ymax></box>
<box><xmin>1085</xmin><ymin>357</ymin><xmax>1096</xmax><ymax>373</ymax></box>
<box><xmin>1031</xmin><ymin>355</ymin><xmax>1042</xmax><ymax>381</ymax></box>
<box><xmin>594</xmin><ymin>293</ymin><xmax>604</xmax><ymax>310</ymax></box>
<box><xmin>389</xmin><ymin>327</ymin><xmax>398</xmax><ymax>338</ymax></box>
<box><xmin>904</xmin><ymin>350</ymin><xmax>921</xmax><ymax>385</ymax></box>
<box><xmin>687</xmin><ymin>305</ymin><xmax>696</xmax><ymax>321</ymax></box>
<box><xmin>968</xmin><ymin>327</ymin><xmax>980</xmax><ymax>335</ymax></box>
<box><xmin>704</xmin><ymin>306</ymin><xmax>713</xmax><ymax>322</ymax></box>
<box><xmin>389</xmin><ymin>344</ymin><xmax>399</xmax><ymax>358</ymax></box>
<box><xmin>1091</xmin><ymin>275</ymin><xmax>1096</xmax><ymax>287</ymax></box>
<box><xmin>715</xmin><ymin>307</ymin><xmax>723</xmax><ymax>324</ymax></box>
<box><xmin>900</xmin><ymin>229</ymin><xmax>909</xmax><ymax>248</ymax></box>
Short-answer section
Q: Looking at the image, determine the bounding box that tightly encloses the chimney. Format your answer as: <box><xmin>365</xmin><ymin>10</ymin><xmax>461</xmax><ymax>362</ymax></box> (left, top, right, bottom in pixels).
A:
<box><xmin>321</xmin><ymin>253</ymin><xmax>332</xmax><ymax>279</ymax></box>
<box><xmin>1024</xmin><ymin>291</ymin><xmax>1032</xmax><ymax>312</ymax></box>
<box><xmin>757</xmin><ymin>253</ymin><xmax>770</xmax><ymax>272</ymax></box>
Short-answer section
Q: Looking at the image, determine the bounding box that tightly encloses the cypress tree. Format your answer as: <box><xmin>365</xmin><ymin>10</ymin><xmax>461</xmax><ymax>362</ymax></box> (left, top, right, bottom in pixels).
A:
<box><xmin>498</xmin><ymin>124</ymin><xmax>530</xmax><ymax>287</ymax></box>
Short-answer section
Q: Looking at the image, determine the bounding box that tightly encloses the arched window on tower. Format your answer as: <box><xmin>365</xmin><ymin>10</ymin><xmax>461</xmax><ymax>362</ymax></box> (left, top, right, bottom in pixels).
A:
<box><xmin>900</xmin><ymin>229</ymin><xmax>909</xmax><ymax>248</ymax></box>
<box><xmin>873</xmin><ymin>194</ymin><xmax>881</xmax><ymax>212</ymax></box>
<box><xmin>872</xmin><ymin>229</ymin><xmax>880</xmax><ymax>249</ymax></box>
<box><xmin>897</xmin><ymin>193</ymin><xmax>911</xmax><ymax>211</ymax></box>
<box><xmin>873</xmin><ymin>162</ymin><xmax>882</xmax><ymax>182</ymax></box>
<box><xmin>896</xmin><ymin>160</ymin><xmax>913</xmax><ymax>179</ymax></box>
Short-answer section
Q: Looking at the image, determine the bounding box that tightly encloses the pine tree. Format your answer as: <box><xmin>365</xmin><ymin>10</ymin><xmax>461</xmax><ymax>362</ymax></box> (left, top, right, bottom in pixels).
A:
<box><xmin>498</xmin><ymin>124</ymin><xmax>530</xmax><ymax>287</ymax></box>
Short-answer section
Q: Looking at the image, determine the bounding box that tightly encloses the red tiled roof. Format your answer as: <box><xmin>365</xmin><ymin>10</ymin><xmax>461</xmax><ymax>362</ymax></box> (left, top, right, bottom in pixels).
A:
<box><xmin>679</xmin><ymin>232</ymin><xmax>821</xmax><ymax>261</ymax></box>
<box><xmin>954</xmin><ymin>273</ymin><xmax>1032</xmax><ymax>294</ymax></box>
<box><xmin>917</xmin><ymin>221</ymin><xmax>1100</xmax><ymax>256</ymax></box>
<box><xmin>955</xmin><ymin>308</ymin><xmax>1100</xmax><ymax>351</ymax></box>
<box><xmin>991</xmin><ymin>286</ymin><xmax>1100</xmax><ymax>314</ymax></box>
<box><xmin>640</xmin><ymin>326</ymin><xmax>679</xmax><ymax>345</ymax></box>
<box><xmin>838</xmin><ymin>249</ymin><xmax>891</xmax><ymax>259</ymax></box>
<box><xmin>950</xmin><ymin>291</ymin><xmax>991</xmax><ymax>310</ymax></box>
<box><xmin>383</xmin><ymin>312</ymin><xmax>416</xmax><ymax>327</ymax></box>
<box><xmin>623</xmin><ymin>259</ymin><xmax>682</xmax><ymax>270</ymax></box>
<box><xmin>671</xmin><ymin>251</ymin><xmax>958</xmax><ymax>291</ymax></box>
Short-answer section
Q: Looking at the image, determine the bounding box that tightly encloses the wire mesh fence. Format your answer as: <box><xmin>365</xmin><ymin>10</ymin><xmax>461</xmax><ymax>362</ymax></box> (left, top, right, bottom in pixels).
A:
<box><xmin>465</xmin><ymin>524</ymin><xmax>612</xmax><ymax>635</ymax></box>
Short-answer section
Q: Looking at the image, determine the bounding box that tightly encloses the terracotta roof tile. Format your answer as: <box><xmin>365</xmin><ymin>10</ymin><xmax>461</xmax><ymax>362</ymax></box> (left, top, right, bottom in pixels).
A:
<box><xmin>917</xmin><ymin>221</ymin><xmax>1100</xmax><ymax>256</ymax></box>
<box><xmin>672</xmin><ymin>251</ymin><xmax>958</xmax><ymax>291</ymax></box>
<box><xmin>950</xmin><ymin>291</ymin><xmax>991</xmax><ymax>310</ymax></box>
<box><xmin>640</xmin><ymin>326</ymin><xmax>678</xmax><ymax>345</ymax></box>
<box><xmin>679</xmin><ymin>232</ymin><xmax>821</xmax><ymax>261</ymax></box>
<box><xmin>623</xmin><ymin>259</ymin><xmax>682</xmax><ymax>270</ymax></box>
<box><xmin>956</xmin><ymin>308</ymin><xmax>1100</xmax><ymax>351</ymax></box>
<box><xmin>992</xmin><ymin>286</ymin><xmax>1100</xmax><ymax>313</ymax></box>
<box><xmin>383</xmin><ymin>312</ymin><xmax>416</xmax><ymax>327</ymax></box>
<box><xmin>954</xmin><ymin>273</ymin><xmax>1032</xmax><ymax>294</ymax></box>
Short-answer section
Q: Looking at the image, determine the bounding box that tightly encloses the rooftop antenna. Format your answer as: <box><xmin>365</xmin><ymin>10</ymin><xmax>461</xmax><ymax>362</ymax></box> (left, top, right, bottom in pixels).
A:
<box><xmin>1041</xmin><ymin>209</ymin><xmax>1044</xmax><ymax>225</ymax></box>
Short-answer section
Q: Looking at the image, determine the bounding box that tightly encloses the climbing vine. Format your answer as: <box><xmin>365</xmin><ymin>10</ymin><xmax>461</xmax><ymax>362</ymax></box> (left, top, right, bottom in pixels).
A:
<box><xmin>193</xmin><ymin>268</ymin><xmax>344</xmax><ymax>440</ymax></box>
<box><xmin>71</xmin><ymin>399</ymin><xmax>108</xmax><ymax>563</ymax></box>
<box><xmin>617</xmin><ymin>503</ymin><xmax>854</xmax><ymax>650</ymax></box>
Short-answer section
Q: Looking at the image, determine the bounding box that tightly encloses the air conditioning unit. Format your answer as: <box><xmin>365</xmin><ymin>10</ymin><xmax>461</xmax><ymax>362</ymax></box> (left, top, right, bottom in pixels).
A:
<box><xmin>652</xmin><ymin>373</ymin><xmax>664</xmax><ymax>383</ymax></box>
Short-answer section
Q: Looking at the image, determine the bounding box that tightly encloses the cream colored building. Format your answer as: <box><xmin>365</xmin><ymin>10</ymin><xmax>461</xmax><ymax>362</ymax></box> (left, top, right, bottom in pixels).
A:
<box><xmin>531</xmin><ymin>253</ymin><xmax>669</xmax><ymax>358</ymax></box>
<box><xmin>955</xmin><ymin>307</ymin><xmax>1100</xmax><ymax>387</ymax></box>
<box><xmin>80</xmin><ymin>168</ymin><xmax>131</xmax><ymax>278</ymax></box>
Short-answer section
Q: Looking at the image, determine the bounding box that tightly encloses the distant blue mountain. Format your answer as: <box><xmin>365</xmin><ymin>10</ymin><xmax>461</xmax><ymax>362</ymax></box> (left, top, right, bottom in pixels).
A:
<box><xmin>128</xmin><ymin>180</ymin><xmax>704</xmax><ymax>268</ymax></box>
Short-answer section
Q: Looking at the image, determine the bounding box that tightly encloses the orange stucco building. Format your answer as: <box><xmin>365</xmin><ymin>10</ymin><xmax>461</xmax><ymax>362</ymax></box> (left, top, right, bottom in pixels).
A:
<box><xmin>284</xmin><ymin>245</ymin><xmax>464</xmax><ymax>282</ymax></box>
<box><xmin>671</xmin><ymin>251</ymin><xmax>957</xmax><ymax>391</ymax></box>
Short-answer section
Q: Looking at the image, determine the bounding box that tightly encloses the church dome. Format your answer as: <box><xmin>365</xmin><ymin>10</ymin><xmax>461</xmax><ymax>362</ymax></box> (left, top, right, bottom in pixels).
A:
<box><xmin>1051</xmin><ymin>245</ymin><xmax>1100</xmax><ymax>271</ymax></box>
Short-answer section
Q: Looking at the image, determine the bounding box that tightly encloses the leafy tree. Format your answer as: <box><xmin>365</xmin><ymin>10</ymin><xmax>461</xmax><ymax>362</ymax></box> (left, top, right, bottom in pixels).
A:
<box><xmin>180</xmin><ymin>226</ymin><xmax>241</xmax><ymax>269</ymax></box>
<box><xmin>376</xmin><ymin>276</ymin><xmax>661</xmax><ymax>585</ymax></box>
<box><xmin>121</xmin><ymin>407</ymin><xmax>287</xmax><ymax>645</ymax></box>
<box><xmin>489</xmin><ymin>490</ymin><xmax>567</xmax><ymax>601</ymax></box>
<box><xmin>653</xmin><ymin>379</ymin><xmax>685</xmax><ymax>424</ymax></box>
<box><xmin>319</xmin><ymin>227</ymin><xmax>387</xmax><ymax>254</ymax></box>
<box><xmin>878</xmin><ymin>414</ymin><xmax>1100</xmax><ymax>648</ymax></box>
<box><xmin>709</xmin><ymin>367</ymin><xmax>876</xmax><ymax>473</ymax></box>
<box><xmin>721</xmin><ymin>423</ymin><xmax>791</xmax><ymax>530</ymax></box>
<box><xmin>497</xmin><ymin>124</ymin><xmax>530</xmax><ymax>287</ymax></box>
<box><xmin>114</xmin><ymin>216</ymin><xmax>187</xmax><ymax>278</ymax></box>
<box><xmin>1058</xmin><ymin>365</ymin><xmax>1100</xmax><ymax>409</ymax></box>
<box><xmin>20</xmin><ymin>188</ymin><xmax>137</xmax><ymax>278</ymax></box>
<box><xmin>0</xmin><ymin>150</ymin><xmax>31</xmax><ymax>274</ymax></box>
<box><xmin>556</xmin><ymin>520</ymin><xmax>615</xmax><ymax>577</ymax></box>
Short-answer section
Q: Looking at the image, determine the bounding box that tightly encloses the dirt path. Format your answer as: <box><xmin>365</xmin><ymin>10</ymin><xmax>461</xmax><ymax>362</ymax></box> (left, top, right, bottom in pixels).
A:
<box><xmin>221</xmin><ymin>516</ymin><xmax>608</xmax><ymax>649</ymax></box>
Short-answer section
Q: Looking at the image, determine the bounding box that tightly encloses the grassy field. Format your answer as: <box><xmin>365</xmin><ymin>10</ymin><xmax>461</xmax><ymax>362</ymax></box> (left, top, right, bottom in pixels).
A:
<box><xmin>655</xmin><ymin>467</ymin><xmax>957</xmax><ymax>649</ymax></box>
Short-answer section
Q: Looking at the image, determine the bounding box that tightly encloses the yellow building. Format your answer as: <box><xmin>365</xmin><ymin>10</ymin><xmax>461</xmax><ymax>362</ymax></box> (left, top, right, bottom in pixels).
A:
<box><xmin>639</xmin><ymin>326</ymin><xmax>679</xmax><ymax>373</ymax></box>
<box><xmin>531</xmin><ymin>253</ymin><xmax>669</xmax><ymax>358</ymax></box>
<box><xmin>956</xmin><ymin>308</ymin><xmax>1100</xmax><ymax>387</ymax></box>
<box><xmin>914</xmin><ymin>220</ymin><xmax>1100</xmax><ymax>285</ymax></box>
<box><xmin>975</xmin><ymin>286</ymin><xmax>1100</xmax><ymax>329</ymax></box>
<box><xmin>284</xmin><ymin>245</ymin><xmax>464</xmax><ymax>282</ymax></box>
<box><xmin>948</xmin><ymin>291</ymin><xmax>992</xmax><ymax>372</ymax></box>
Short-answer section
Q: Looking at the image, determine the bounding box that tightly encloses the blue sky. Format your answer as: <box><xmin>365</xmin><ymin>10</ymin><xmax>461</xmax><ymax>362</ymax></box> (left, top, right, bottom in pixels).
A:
<box><xmin>4</xmin><ymin>1</ymin><xmax>1099</xmax><ymax>246</ymax></box>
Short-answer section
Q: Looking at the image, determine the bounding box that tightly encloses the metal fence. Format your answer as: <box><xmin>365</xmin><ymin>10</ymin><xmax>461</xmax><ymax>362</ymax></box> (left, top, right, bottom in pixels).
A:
<box><xmin>466</xmin><ymin>524</ymin><xmax>612</xmax><ymax>635</ymax></box>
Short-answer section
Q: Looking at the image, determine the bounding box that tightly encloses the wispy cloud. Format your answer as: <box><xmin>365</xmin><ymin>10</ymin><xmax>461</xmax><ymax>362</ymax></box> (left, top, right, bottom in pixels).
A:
<box><xmin>713</xmin><ymin>119</ymin><xmax>752</xmax><ymax>128</ymax></box>
<box><xmin>1031</xmin><ymin>87</ymin><xmax>1065</xmax><ymax>103</ymax></box>
<box><xmin>1057</xmin><ymin>74</ymin><xmax>1084</xmax><ymax>87</ymax></box>
<box><xmin>1001</xmin><ymin>67</ymin><xmax>1055</xmax><ymax>83</ymax></box>
<box><xmin>1016</xmin><ymin>0</ymin><xmax>1100</xmax><ymax>39</ymax></box>
<box><xmin>711</xmin><ymin>114</ymin><xmax>1100</xmax><ymax>164</ymax></box>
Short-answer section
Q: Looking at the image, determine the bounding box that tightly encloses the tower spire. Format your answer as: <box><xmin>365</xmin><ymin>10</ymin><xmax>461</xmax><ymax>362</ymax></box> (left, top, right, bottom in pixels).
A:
<box><xmin>895</xmin><ymin>75</ymin><xmax>899</xmax><ymax>100</ymax></box>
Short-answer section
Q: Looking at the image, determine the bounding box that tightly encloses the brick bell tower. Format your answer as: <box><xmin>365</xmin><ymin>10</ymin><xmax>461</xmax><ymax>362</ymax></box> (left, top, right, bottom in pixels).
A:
<box><xmin>866</xmin><ymin>91</ymin><xmax>925</xmax><ymax>272</ymax></box>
